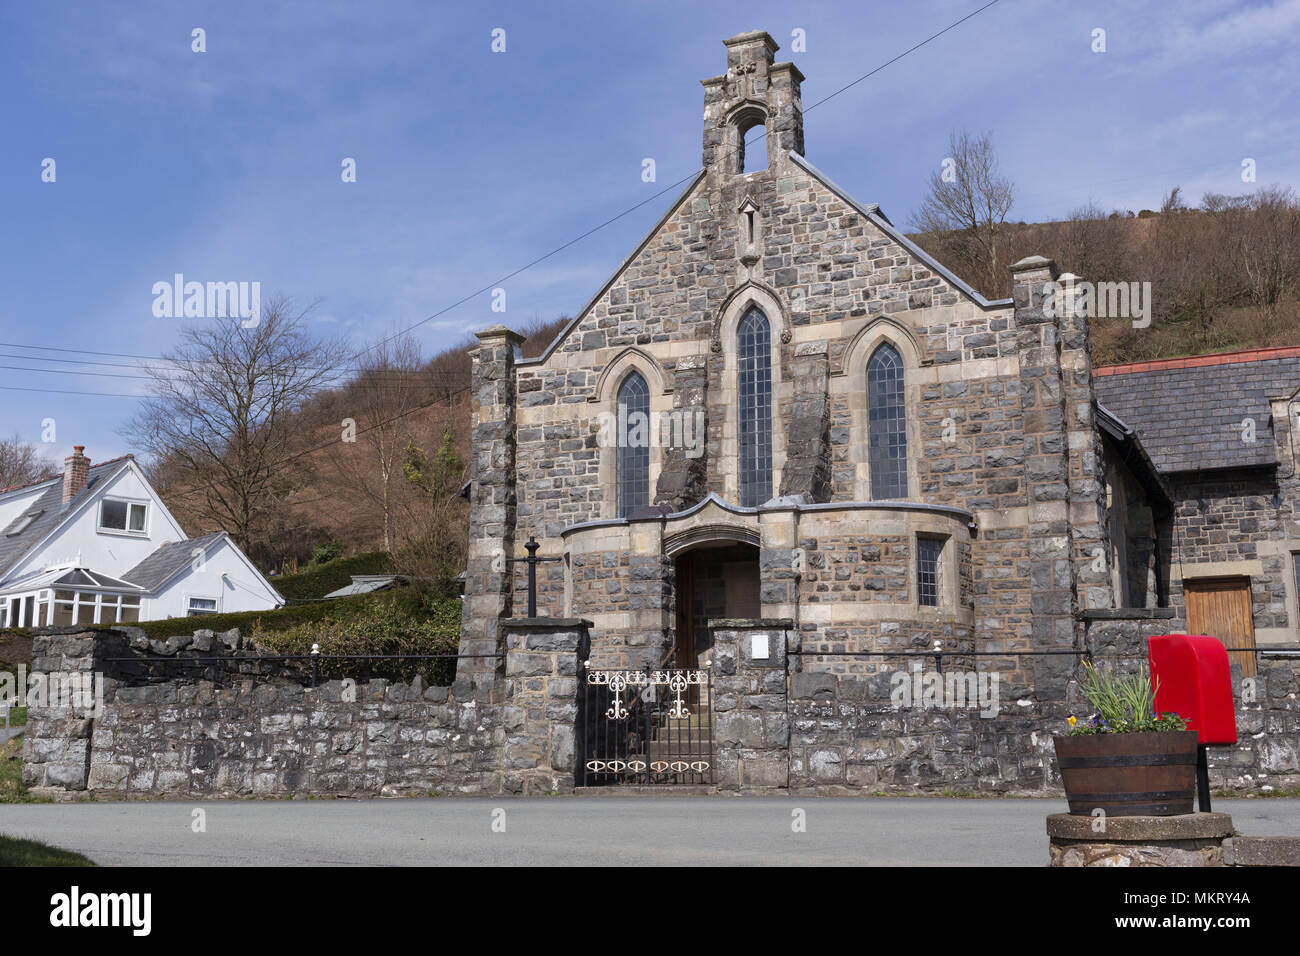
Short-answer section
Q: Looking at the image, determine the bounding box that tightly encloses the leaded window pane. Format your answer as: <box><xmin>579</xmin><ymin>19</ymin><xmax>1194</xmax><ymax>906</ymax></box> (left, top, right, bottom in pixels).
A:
<box><xmin>918</xmin><ymin>537</ymin><xmax>943</xmax><ymax>607</ymax></box>
<box><xmin>867</xmin><ymin>343</ymin><xmax>908</xmax><ymax>499</ymax></box>
<box><xmin>617</xmin><ymin>372</ymin><xmax>650</xmax><ymax>518</ymax></box>
<box><xmin>738</xmin><ymin>307</ymin><xmax>772</xmax><ymax>508</ymax></box>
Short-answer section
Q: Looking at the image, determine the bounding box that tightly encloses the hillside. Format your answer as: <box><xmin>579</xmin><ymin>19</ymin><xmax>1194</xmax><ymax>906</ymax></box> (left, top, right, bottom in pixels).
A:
<box><xmin>908</xmin><ymin>187</ymin><xmax>1300</xmax><ymax>365</ymax></box>
<box><xmin>153</xmin><ymin>315</ymin><xmax>569</xmax><ymax>574</ymax></box>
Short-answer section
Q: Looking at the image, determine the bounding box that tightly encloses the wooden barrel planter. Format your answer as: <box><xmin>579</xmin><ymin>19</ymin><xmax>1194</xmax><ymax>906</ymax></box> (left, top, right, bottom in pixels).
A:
<box><xmin>1053</xmin><ymin>731</ymin><xmax>1199</xmax><ymax>816</ymax></box>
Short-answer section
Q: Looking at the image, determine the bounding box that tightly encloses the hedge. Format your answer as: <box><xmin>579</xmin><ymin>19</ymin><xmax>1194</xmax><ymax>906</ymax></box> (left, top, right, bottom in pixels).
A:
<box><xmin>134</xmin><ymin>591</ymin><xmax>390</xmax><ymax>640</ymax></box>
<box><xmin>253</xmin><ymin>594</ymin><xmax>462</xmax><ymax>685</ymax></box>
<box><xmin>272</xmin><ymin>550</ymin><xmax>396</xmax><ymax>602</ymax></box>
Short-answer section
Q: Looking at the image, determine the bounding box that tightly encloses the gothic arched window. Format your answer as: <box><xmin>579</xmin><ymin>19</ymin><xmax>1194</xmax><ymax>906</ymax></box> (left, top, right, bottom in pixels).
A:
<box><xmin>867</xmin><ymin>343</ymin><xmax>908</xmax><ymax>499</ymax></box>
<box><xmin>738</xmin><ymin>306</ymin><xmax>772</xmax><ymax>507</ymax></box>
<box><xmin>617</xmin><ymin>372</ymin><xmax>650</xmax><ymax>518</ymax></box>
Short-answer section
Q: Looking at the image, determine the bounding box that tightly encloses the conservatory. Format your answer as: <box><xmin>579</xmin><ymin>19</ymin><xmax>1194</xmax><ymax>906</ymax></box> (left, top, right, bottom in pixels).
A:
<box><xmin>0</xmin><ymin>566</ymin><xmax>143</xmax><ymax>628</ymax></box>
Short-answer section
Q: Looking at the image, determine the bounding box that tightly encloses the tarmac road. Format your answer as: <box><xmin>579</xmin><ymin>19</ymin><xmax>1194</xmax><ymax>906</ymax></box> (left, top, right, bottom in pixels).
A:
<box><xmin>4</xmin><ymin>796</ymin><xmax>1300</xmax><ymax>866</ymax></box>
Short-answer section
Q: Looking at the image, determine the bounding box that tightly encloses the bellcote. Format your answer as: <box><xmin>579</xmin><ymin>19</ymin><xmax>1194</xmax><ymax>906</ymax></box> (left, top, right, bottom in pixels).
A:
<box><xmin>701</xmin><ymin>31</ymin><xmax>805</xmax><ymax>184</ymax></box>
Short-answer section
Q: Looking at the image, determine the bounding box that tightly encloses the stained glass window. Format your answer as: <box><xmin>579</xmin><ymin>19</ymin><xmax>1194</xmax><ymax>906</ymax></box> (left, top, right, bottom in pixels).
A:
<box><xmin>617</xmin><ymin>372</ymin><xmax>650</xmax><ymax>518</ymax></box>
<box><xmin>868</xmin><ymin>343</ymin><xmax>908</xmax><ymax>499</ymax></box>
<box><xmin>738</xmin><ymin>307</ymin><xmax>772</xmax><ymax>507</ymax></box>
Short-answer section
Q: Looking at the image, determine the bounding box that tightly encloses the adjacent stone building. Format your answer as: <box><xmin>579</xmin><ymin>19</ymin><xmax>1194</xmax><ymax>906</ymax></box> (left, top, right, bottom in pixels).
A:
<box><xmin>1094</xmin><ymin>347</ymin><xmax>1300</xmax><ymax>675</ymax></box>
<box><xmin>458</xmin><ymin>31</ymin><xmax>1300</xmax><ymax>700</ymax></box>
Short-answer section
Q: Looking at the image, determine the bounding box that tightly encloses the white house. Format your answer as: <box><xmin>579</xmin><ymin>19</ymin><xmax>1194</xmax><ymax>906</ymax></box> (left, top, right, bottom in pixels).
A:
<box><xmin>0</xmin><ymin>446</ymin><xmax>284</xmax><ymax>627</ymax></box>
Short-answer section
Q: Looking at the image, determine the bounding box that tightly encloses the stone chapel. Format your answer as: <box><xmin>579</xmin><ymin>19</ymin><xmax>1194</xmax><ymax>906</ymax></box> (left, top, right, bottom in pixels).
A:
<box><xmin>457</xmin><ymin>30</ymin><xmax>1300</xmax><ymax>698</ymax></box>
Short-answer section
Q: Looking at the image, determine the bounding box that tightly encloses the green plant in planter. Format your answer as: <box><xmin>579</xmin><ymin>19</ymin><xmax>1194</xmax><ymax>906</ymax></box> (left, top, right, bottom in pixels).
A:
<box><xmin>1067</xmin><ymin>662</ymin><xmax>1187</xmax><ymax>735</ymax></box>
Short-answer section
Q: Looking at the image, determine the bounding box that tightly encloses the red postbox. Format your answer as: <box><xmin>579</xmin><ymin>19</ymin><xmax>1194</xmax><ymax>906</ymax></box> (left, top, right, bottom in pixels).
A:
<box><xmin>1148</xmin><ymin>634</ymin><xmax>1238</xmax><ymax>811</ymax></box>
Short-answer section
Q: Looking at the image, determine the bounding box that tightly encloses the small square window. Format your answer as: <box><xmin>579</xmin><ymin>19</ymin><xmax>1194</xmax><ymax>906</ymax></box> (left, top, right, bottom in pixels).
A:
<box><xmin>100</xmin><ymin>500</ymin><xmax>127</xmax><ymax>529</ymax></box>
<box><xmin>187</xmin><ymin>597</ymin><xmax>218</xmax><ymax>617</ymax></box>
<box><xmin>100</xmin><ymin>500</ymin><xmax>147</xmax><ymax>532</ymax></box>
<box><xmin>918</xmin><ymin>537</ymin><xmax>945</xmax><ymax>607</ymax></box>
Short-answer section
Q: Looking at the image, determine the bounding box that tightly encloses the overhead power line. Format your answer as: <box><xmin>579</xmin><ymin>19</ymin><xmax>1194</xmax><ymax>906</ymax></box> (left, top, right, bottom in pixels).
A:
<box><xmin>1</xmin><ymin>0</ymin><xmax>1005</xmax><ymax>397</ymax></box>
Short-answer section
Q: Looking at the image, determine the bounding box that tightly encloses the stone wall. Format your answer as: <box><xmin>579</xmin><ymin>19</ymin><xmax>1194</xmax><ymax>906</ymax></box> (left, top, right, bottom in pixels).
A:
<box><xmin>23</xmin><ymin>619</ymin><xmax>1297</xmax><ymax>797</ymax></box>
<box><xmin>787</xmin><ymin>670</ymin><xmax>1064</xmax><ymax>793</ymax></box>
<box><xmin>711</xmin><ymin>621</ymin><xmax>793</xmax><ymax>789</ymax></box>
<box><xmin>81</xmin><ymin>678</ymin><xmax>502</xmax><ymax>797</ymax></box>
<box><xmin>501</xmin><ymin>619</ymin><xmax>588</xmax><ymax>794</ymax></box>
<box><xmin>786</xmin><ymin>660</ymin><xmax>1300</xmax><ymax>795</ymax></box>
<box><xmin>22</xmin><ymin>620</ymin><xmax>588</xmax><ymax>798</ymax></box>
<box><xmin>1169</xmin><ymin>472</ymin><xmax>1298</xmax><ymax>645</ymax></box>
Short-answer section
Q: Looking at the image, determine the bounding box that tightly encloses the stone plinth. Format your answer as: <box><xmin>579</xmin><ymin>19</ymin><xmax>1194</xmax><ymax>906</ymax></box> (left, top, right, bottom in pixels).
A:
<box><xmin>501</xmin><ymin>618</ymin><xmax>591</xmax><ymax>794</ymax></box>
<box><xmin>1047</xmin><ymin>812</ymin><xmax>1233</xmax><ymax>867</ymax></box>
<box><xmin>710</xmin><ymin>619</ymin><xmax>792</xmax><ymax>789</ymax></box>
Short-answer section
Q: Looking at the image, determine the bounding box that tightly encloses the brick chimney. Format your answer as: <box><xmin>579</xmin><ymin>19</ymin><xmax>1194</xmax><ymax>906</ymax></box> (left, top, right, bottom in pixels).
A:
<box><xmin>63</xmin><ymin>445</ymin><xmax>90</xmax><ymax>505</ymax></box>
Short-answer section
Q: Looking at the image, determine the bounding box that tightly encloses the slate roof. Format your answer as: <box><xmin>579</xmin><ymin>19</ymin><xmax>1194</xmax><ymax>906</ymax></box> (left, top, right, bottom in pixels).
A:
<box><xmin>121</xmin><ymin>532</ymin><xmax>226</xmax><ymax>591</ymax></box>
<box><xmin>0</xmin><ymin>457</ymin><xmax>134</xmax><ymax>579</ymax></box>
<box><xmin>0</xmin><ymin>566</ymin><xmax>145</xmax><ymax>596</ymax></box>
<box><xmin>1093</xmin><ymin>347</ymin><xmax>1300</xmax><ymax>474</ymax></box>
<box><xmin>322</xmin><ymin>574</ymin><xmax>402</xmax><ymax>599</ymax></box>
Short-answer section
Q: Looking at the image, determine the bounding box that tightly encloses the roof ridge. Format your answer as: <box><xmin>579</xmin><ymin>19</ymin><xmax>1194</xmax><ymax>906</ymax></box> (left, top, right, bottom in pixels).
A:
<box><xmin>90</xmin><ymin>453</ymin><xmax>135</xmax><ymax>469</ymax></box>
<box><xmin>0</xmin><ymin>452</ymin><xmax>135</xmax><ymax>497</ymax></box>
<box><xmin>0</xmin><ymin>474</ymin><xmax>58</xmax><ymax>496</ymax></box>
<box><xmin>1095</xmin><ymin>345</ymin><xmax>1300</xmax><ymax>376</ymax></box>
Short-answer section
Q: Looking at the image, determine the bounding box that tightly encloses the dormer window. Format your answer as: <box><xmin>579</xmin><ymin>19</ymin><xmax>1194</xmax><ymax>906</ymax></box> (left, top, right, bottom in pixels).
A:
<box><xmin>99</xmin><ymin>498</ymin><xmax>148</xmax><ymax>534</ymax></box>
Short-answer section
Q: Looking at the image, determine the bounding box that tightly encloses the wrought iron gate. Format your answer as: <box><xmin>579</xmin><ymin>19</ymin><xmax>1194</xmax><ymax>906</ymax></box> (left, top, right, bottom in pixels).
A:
<box><xmin>580</xmin><ymin>666</ymin><xmax>714</xmax><ymax>786</ymax></box>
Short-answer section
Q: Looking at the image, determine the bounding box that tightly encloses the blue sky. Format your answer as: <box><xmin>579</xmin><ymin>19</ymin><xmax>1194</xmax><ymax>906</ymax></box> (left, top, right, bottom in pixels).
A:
<box><xmin>2</xmin><ymin>0</ymin><xmax>1298</xmax><ymax>462</ymax></box>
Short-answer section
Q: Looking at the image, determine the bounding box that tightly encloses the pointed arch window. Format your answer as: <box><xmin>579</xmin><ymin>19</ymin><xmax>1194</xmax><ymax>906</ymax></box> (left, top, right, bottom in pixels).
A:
<box><xmin>617</xmin><ymin>372</ymin><xmax>650</xmax><ymax>518</ymax></box>
<box><xmin>738</xmin><ymin>306</ymin><xmax>773</xmax><ymax>507</ymax></box>
<box><xmin>867</xmin><ymin>343</ymin><xmax>908</xmax><ymax>499</ymax></box>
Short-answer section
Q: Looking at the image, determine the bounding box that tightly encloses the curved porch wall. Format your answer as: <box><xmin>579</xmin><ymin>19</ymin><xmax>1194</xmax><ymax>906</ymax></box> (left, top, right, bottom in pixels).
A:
<box><xmin>564</xmin><ymin>506</ymin><xmax>975</xmax><ymax>673</ymax></box>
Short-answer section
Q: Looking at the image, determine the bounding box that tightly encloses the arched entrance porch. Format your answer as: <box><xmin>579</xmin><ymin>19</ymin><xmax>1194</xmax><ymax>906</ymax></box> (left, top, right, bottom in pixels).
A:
<box><xmin>670</xmin><ymin>539</ymin><xmax>760</xmax><ymax>669</ymax></box>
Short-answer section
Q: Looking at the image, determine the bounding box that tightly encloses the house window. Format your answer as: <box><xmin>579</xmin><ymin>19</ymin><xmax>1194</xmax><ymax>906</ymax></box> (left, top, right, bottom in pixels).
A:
<box><xmin>187</xmin><ymin>597</ymin><xmax>219</xmax><ymax>617</ymax></box>
<box><xmin>867</xmin><ymin>343</ymin><xmax>908</xmax><ymax>499</ymax></box>
<box><xmin>738</xmin><ymin>306</ymin><xmax>772</xmax><ymax>507</ymax></box>
<box><xmin>51</xmin><ymin>589</ymin><xmax>141</xmax><ymax>625</ymax></box>
<box><xmin>918</xmin><ymin>536</ymin><xmax>945</xmax><ymax>607</ymax></box>
<box><xmin>617</xmin><ymin>372</ymin><xmax>650</xmax><ymax>518</ymax></box>
<box><xmin>99</xmin><ymin>499</ymin><xmax>147</xmax><ymax>533</ymax></box>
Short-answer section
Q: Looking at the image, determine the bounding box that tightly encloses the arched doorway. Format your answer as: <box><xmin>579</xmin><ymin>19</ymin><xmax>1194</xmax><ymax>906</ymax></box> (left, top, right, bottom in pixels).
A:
<box><xmin>672</xmin><ymin>541</ymin><xmax>760</xmax><ymax>668</ymax></box>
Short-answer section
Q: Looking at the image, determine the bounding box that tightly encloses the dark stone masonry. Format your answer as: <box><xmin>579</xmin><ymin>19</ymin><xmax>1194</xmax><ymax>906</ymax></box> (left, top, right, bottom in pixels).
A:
<box><xmin>21</xmin><ymin>619</ymin><xmax>1300</xmax><ymax>798</ymax></box>
<box><xmin>22</xmin><ymin>622</ymin><xmax>584</xmax><ymax>798</ymax></box>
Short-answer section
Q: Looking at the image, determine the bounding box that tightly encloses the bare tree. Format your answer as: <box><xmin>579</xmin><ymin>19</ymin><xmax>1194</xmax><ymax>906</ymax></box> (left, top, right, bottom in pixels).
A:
<box><xmin>394</xmin><ymin>427</ymin><xmax>468</xmax><ymax>593</ymax></box>
<box><xmin>0</xmin><ymin>434</ymin><xmax>56</xmax><ymax>489</ymax></box>
<box><xmin>1058</xmin><ymin>203</ymin><xmax>1133</xmax><ymax>283</ymax></box>
<box><xmin>911</xmin><ymin>130</ymin><xmax>1015</xmax><ymax>295</ymax></box>
<box><xmin>325</xmin><ymin>332</ymin><xmax>430</xmax><ymax>553</ymax></box>
<box><xmin>122</xmin><ymin>298</ymin><xmax>347</xmax><ymax>552</ymax></box>
<box><xmin>1236</xmin><ymin>185</ymin><xmax>1300</xmax><ymax>316</ymax></box>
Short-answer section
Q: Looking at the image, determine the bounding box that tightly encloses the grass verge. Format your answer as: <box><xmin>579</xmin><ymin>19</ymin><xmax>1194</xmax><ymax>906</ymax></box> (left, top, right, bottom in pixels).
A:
<box><xmin>0</xmin><ymin>834</ymin><xmax>95</xmax><ymax>866</ymax></box>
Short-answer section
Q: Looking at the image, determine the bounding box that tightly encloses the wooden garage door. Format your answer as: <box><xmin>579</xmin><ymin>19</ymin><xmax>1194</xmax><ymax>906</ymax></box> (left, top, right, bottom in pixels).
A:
<box><xmin>1184</xmin><ymin>577</ymin><xmax>1256</xmax><ymax>678</ymax></box>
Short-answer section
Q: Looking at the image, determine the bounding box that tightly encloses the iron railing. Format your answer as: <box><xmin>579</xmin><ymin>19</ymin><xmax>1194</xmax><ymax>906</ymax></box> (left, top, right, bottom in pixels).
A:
<box><xmin>580</xmin><ymin>663</ymin><xmax>714</xmax><ymax>787</ymax></box>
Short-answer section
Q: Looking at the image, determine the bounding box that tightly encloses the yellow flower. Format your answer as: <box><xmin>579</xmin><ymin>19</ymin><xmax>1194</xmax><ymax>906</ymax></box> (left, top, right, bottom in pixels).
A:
<box><xmin>1067</xmin><ymin>715</ymin><xmax>1077</xmax><ymax>728</ymax></box>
